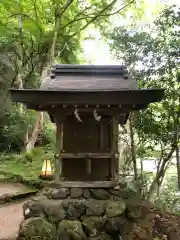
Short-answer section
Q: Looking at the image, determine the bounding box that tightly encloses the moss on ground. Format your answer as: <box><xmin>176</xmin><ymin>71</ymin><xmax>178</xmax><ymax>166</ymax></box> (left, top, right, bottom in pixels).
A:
<box><xmin>0</xmin><ymin>148</ymin><xmax>54</xmax><ymax>189</ymax></box>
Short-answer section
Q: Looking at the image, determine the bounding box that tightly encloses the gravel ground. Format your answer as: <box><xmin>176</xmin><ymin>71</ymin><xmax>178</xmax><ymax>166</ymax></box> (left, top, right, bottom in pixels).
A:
<box><xmin>0</xmin><ymin>201</ymin><xmax>24</xmax><ymax>240</ymax></box>
<box><xmin>0</xmin><ymin>183</ymin><xmax>28</xmax><ymax>240</ymax></box>
<box><xmin>0</xmin><ymin>183</ymin><xmax>27</xmax><ymax>196</ymax></box>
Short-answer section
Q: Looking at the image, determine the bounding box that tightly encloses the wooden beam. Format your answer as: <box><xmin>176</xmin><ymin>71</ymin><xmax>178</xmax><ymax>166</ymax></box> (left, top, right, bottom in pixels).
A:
<box><xmin>100</xmin><ymin>123</ymin><xmax>104</xmax><ymax>149</ymax></box>
<box><xmin>86</xmin><ymin>158</ymin><xmax>91</xmax><ymax>175</ymax></box>
<box><xmin>110</xmin><ymin>116</ymin><xmax>119</xmax><ymax>180</ymax></box>
<box><xmin>59</xmin><ymin>152</ymin><xmax>112</xmax><ymax>159</ymax></box>
<box><xmin>32</xmin><ymin>105</ymin><xmax>148</xmax><ymax>114</ymax></box>
<box><xmin>47</xmin><ymin>181</ymin><xmax>118</xmax><ymax>188</ymax></box>
<box><xmin>11</xmin><ymin>89</ymin><xmax>164</xmax><ymax>106</ymax></box>
<box><xmin>54</xmin><ymin>123</ymin><xmax>63</xmax><ymax>182</ymax></box>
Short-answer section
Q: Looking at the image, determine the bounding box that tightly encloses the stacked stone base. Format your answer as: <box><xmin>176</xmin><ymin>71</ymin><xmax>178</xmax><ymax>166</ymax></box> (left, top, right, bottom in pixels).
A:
<box><xmin>16</xmin><ymin>186</ymin><xmax>158</xmax><ymax>240</ymax></box>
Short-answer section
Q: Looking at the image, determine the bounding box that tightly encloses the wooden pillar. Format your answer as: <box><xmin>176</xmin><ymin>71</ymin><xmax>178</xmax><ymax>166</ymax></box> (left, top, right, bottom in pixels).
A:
<box><xmin>100</xmin><ymin>122</ymin><xmax>104</xmax><ymax>149</ymax></box>
<box><xmin>110</xmin><ymin>116</ymin><xmax>119</xmax><ymax>180</ymax></box>
<box><xmin>54</xmin><ymin>123</ymin><xmax>63</xmax><ymax>182</ymax></box>
<box><xmin>86</xmin><ymin>158</ymin><xmax>92</xmax><ymax>175</ymax></box>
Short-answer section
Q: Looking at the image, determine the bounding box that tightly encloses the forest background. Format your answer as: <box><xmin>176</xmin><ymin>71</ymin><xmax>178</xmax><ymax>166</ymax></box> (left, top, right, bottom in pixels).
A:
<box><xmin>0</xmin><ymin>0</ymin><xmax>180</xmax><ymax>213</ymax></box>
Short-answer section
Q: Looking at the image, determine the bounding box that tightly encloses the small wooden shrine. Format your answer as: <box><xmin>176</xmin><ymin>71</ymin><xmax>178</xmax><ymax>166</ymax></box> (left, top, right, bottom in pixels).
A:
<box><xmin>10</xmin><ymin>64</ymin><xmax>164</xmax><ymax>186</ymax></box>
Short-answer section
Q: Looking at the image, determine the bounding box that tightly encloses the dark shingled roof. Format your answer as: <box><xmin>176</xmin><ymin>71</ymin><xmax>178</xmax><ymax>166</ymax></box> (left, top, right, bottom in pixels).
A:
<box><xmin>9</xmin><ymin>64</ymin><xmax>164</xmax><ymax>110</ymax></box>
<box><xmin>40</xmin><ymin>64</ymin><xmax>137</xmax><ymax>91</ymax></box>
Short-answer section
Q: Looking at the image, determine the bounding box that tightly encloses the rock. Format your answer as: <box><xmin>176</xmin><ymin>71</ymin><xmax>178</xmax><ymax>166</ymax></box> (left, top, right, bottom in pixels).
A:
<box><xmin>51</xmin><ymin>188</ymin><xmax>70</xmax><ymax>199</ymax></box>
<box><xmin>17</xmin><ymin>217</ymin><xmax>56</xmax><ymax>240</ymax></box>
<box><xmin>127</xmin><ymin>202</ymin><xmax>154</xmax><ymax>220</ymax></box>
<box><xmin>58</xmin><ymin>220</ymin><xmax>85</xmax><ymax>240</ymax></box>
<box><xmin>105</xmin><ymin>216</ymin><xmax>127</xmax><ymax>233</ymax></box>
<box><xmin>57</xmin><ymin>231</ymin><xmax>71</xmax><ymax>240</ymax></box>
<box><xmin>42</xmin><ymin>199</ymin><xmax>66</xmax><ymax>223</ymax></box>
<box><xmin>83</xmin><ymin>189</ymin><xmax>91</xmax><ymax>198</ymax></box>
<box><xmin>105</xmin><ymin>200</ymin><xmax>126</xmax><ymax>217</ymax></box>
<box><xmin>70</xmin><ymin>188</ymin><xmax>83</xmax><ymax>198</ymax></box>
<box><xmin>86</xmin><ymin>200</ymin><xmax>106</xmax><ymax>216</ymax></box>
<box><xmin>31</xmin><ymin>195</ymin><xmax>48</xmax><ymax>201</ymax></box>
<box><xmin>23</xmin><ymin>199</ymin><xmax>44</xmax><ymax>219</ymax></box>
<box><xmin>81</xmin><ymin>216</ymin><xmax>105</xmax><ymax>236</ymax></box>
<box><xmin>112</xmin><ymin>196</ymin><xmax>125</xmax><ymax>201</ymax></box>
<box><xmin>108</xmin><ymin>189</ymin><xmax>137</xmax><ymax>199</ymax></box>
<box><xmin>63</xmin><ymin>199</ymin><xmax>85</xmax><ymax>220</ymax></box>
<box><xmin>43</xmin><ymin>188</ymin><xmax>53</xmax><ymax>198</ymax></box>
<box><xmin>115</xmin><ymin>181</ymin><xmax>127</xmax><ymax>189</ymax></box>
<box><xmin>0</xmin><ymin>194</ymin><xmax>10</xmax><ymax>204</ymax></box>
<box><xmin>87</xmin><ymin>232</ymin><xmax>113</xmax><ymax>240</ymax></box>
<box><xmin>90</xmin><ymin>189</ymin><xmax>110</xmax><ymax>200</ymax></box>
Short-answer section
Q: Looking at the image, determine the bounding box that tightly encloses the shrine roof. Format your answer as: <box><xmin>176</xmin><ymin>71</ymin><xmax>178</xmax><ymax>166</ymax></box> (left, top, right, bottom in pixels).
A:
<box><xmin>40</xmin><ymin>64</ymin><xmax>136</xmax><ymax>91</ymax></box>
<box><xmin>9</xmin><ymin>64</ymin><xmax>164</xmax><ymax>109</ymax></box>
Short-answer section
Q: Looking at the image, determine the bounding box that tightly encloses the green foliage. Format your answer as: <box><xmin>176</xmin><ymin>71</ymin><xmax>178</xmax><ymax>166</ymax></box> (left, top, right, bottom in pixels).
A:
<box><xmin>0</xmin><ymin>106</ymin><xmax>35</xmax><ymax>152</ymax></box>
<box><xmin>107</xmin><ymin>4</ymin><xmax>180</xmax><ymax>202</ymax></box>
<box><xmin>38</xmin><ymin>123</ymin><xmax>56</xmax><ymax>150</ymax></box>
<box><xmin>0</xmin><ymin>147</ymin><xmax>54</xmax><ymax>184</ymax></box>
<box><xmin>154</xmin><ymin>175</ymin><xmax>180</xmax><ymax>212</ymax></box>
<box><xmin>0</xmin><ymin>105</ymin><xmax>56</xmax><ymax>153</ymax></box>
<box><xmin>109</xmin><ymin>4</ymin><xmax>180</xmax><ymax>154</ymax></box>
<box><xmin>0</xmin><ymin>0</ymin><xmax>138</xmax><ymax>156</ymax></box>
<box><xmin>0</xmin><ymin>0</ymin><xmax>137</xmax><ymax>88</ymax></box>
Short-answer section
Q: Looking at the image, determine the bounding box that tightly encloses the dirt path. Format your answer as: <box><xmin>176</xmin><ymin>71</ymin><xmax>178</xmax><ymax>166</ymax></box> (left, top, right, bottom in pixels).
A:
<box><xmin>0</xmin><ymin>201</ymin><xmax>24</xmax><ymax>240</ymax></box>
<box><xmin>0</xmin><ymin>183</ymin><xmax>31</xmax><ymax>240</ymax></box>
<box><xmin>0</xmin><ymin>183</ymin><xmax>28</xmax><ymax>196</ymax></box>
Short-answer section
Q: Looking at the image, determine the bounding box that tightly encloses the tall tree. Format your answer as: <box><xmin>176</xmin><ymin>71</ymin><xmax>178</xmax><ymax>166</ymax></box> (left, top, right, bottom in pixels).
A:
<box><xmin>0</xmin><ymin>0</ymin><xmax>138</xmax><ymax>150</ymax></box>
<box><xmin>107</xmin><ymin>4</ymin><xmax>180</xmax><ymax>200</ymax></box>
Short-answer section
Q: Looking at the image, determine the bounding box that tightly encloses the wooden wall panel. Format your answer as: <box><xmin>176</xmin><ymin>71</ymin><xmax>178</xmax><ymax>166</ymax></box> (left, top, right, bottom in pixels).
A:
<box><xmin>63</xmin><ymin>114</ymin><xmax>111</xmax><ymax>153</ymax></box>
<box><xmin>63</xmin><ymin>158</ymin><xmax>110</xmax><ymax>181</ymax></box>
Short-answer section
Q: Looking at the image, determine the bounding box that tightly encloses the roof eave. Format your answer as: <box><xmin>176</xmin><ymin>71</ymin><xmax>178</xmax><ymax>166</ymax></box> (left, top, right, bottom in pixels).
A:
<box><xmin>9</xmin><ymin>88</ymin><xmax>165</xmax><ymax>107</ymax></box>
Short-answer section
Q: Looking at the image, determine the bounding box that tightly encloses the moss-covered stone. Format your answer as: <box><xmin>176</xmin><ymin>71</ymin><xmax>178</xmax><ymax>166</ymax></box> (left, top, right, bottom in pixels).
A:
<box><xmin>16</xmin><ymin>187</ymin><xmax>180</xmax><ymax>240</ymax></box>
<box><xmin>127</xmin><ymin>202</ymin><xmax>154</xmax><ymax>220</ymax></box>
<box><xmin>83</xmin><ymin>189</ymin><xmax>91</xmax><ymax>198</ymax></box>
<box><xmin>42</xmin><ymin>199</ymin><xmax>66</xmax><ymax>223</ymax></box>
<box><xmin>87</xmin><ymin>232</ymin><xmax>113</xmax><ymax>240</ymax></box>
<box><xmin>58</xmin><ymin>220</ymin><xmax>85</xmax><ymax>240</ymax></box>
<box><xmin>86</xmin><ymin>200</ymin><xmax>106</xmax><ymax>216</ymax></box>
<box><xmin>63</xmin><ymin>199</ymin><xmax>86</xmax><ymax>220</ymax></box>
<box><xmin>23</xmin><ymin>198</ymin><xmax>45</xmax><ymax>219</ymax></box>
<box><xmin>70</xmin><ymin>188</ymin><xmax>83</xmax><ymax>198</ymax></box>
<box><xmin>51</xmin><ymin>188</ymin><xmax>70</xmax><ymax>199</ymax></box>
<box><xmin>105</xmin><ymin>216</ymin><xmax>127</xmax><ymax>233</ymax></box>
<box><xmin>108</xmin><ymin>189</ymin><xmax>138</xmax><ymax>199</ymax></box>
<box><xmin>89</xmin><ymin>189</ymin><xmax>110</xmax><ymax>200</ymax></box>
<box><xmin>105</xmin><ymin>200</ymin><xmax>126</xmax><ymax>217</ymax></box>
<box><xmin>81</xmin><ymin>216</ymin><xmax>105</xmax><ymax>236</ymax></box>
<box><xmin>17</xmin><ymin>217</ymin><xmax>56</xmax><ymax>240</ymax></box>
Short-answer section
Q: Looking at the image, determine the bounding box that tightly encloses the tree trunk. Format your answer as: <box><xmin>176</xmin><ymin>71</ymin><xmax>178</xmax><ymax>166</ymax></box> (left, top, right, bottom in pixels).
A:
<box><xmin>16</xmin><ymin>73</ymin><xmax>24</xmax><ymax>113</ymax></box>
<box><xmin>176</xmin><ymin>145</ymin><xmax>180</xmax><ymax>190</ymax></box>
<box><xmin>25</xmin><ymin>112</ymin><xmax>42</xmax><ymax>151</ymax></box>
<box><xmin>24</xmin><ymin>2</ymin><xmax>62</xmax><ymax>151</ymax></box>
<box><xmin>156</xmin><ymin>179</ymin><xmax>160</xmax><ymax>198</ymax></box>
<box><xmin>148</xmin><ymin>177</ymin><xmax>158</xmax><ymax>201</ymax></box>
<box><xmin>129</xmin><ymin>113</ymin><xmax>138</xmax><ymax>180</ymax></box>
<box><xmin>147</xmin><ymin>146</ymin><xmax>175</xmax><ymax>201</ymax></box>
<box><xmin>140</xmin><ymin>151</ymin><xmax>143</xmax><ymax>185</ymax></box>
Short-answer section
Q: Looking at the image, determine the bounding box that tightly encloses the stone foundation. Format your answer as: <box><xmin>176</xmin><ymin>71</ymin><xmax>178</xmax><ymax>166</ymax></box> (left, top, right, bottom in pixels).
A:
<box><xmin>43</xmin><ymin>185</ymin><xmax>137</xmax><ymax>200</ymax></box>
<box><xmin>16</xmin><ymin>186</ymin><xmax>158</xmax><ymax>240</ymax></box>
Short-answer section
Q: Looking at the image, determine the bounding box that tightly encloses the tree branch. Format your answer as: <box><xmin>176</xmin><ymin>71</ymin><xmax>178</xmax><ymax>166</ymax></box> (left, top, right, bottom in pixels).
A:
<box><xmin>91</xmin><ymin>0</ymin><xmax>136</xmax><ymax>17</ymax></box>
<box><xmin>8</xmin><ymin>13</ymin><xmax>43</xmax><ymax>32</ymax></box>
<box><xmin>59</xmin><ymin>0</ymin><xmax>74</xmax><ymax>18</ymax></box>
<box><xmin>69</xmin><ymin>0</ymin><xmax>117</xmax><ymax>38</ymax></box>
<box><xmin>62</xmin><ymin>0</ymin><xmax>135</xmax><ymax>32</ymax></box>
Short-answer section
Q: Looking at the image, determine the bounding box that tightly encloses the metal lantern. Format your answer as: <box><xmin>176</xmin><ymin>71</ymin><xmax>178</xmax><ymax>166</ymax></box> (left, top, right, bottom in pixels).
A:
<box><xmin>39</xmin><ymin>159</ymin><xmax>53</xmax><ymax>180</ymax></box>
